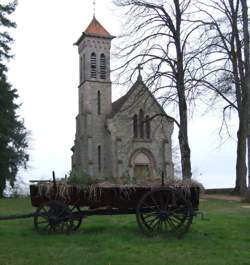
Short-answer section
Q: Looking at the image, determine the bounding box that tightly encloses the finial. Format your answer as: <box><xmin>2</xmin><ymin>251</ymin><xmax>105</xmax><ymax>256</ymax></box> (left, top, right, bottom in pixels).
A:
<box><xmin>93</xmin><ymin>0</ymin><xmax>96</xmax><ymax>17</ymax></box>
<box><xmin>136</xmin><ymin>64</ymin><xmax>143</xmax><ymax>80</ymax></box>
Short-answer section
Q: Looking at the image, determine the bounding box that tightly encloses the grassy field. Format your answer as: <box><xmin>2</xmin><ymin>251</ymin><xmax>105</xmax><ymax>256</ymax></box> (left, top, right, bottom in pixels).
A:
<box><xmin>0</xmin><ymin>197</ymin><xmax>250</xmax><ymax>265</ymax></box>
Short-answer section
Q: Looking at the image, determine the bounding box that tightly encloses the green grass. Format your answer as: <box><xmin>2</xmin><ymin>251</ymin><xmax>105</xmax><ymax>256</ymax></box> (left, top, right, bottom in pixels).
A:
<box><xmin>0</xmin><ymin>197</ymin><xmax>250</xmax><ymax>265</ymax></box>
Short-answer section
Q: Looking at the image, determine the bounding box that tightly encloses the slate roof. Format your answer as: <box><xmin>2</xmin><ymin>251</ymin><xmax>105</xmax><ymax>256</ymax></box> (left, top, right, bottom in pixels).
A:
<box><xmin>108</xmin><ymin>76</ymin><xmax>174</xmax><ymax>122</ymax></box>
<box><xmin>75</xmin><ymin>16</ymin><xmax>115</xmax><ymax>45</ymax></box>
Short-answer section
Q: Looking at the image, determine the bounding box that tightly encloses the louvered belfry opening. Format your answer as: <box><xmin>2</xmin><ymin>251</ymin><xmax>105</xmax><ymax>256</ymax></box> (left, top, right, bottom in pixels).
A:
<box><xmin>91</xmin><ymin>52</ymin><xmax>97</xmax><ymax>78</ymax></box>
<box><xmin>100</xmin><ymin>54</ymin><xmax>106</xmax><ymax>79</ymax></box>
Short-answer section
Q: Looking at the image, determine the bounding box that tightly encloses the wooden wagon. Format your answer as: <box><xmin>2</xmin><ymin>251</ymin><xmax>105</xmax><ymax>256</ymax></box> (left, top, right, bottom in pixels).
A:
<box><xmin>30</xmin><ymin>180</ymin><xmax>200</xmax><ymax>238</ymax></box>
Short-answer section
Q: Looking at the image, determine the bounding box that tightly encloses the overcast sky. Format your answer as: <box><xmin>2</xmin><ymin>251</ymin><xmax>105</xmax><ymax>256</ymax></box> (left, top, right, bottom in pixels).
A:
<box><xmin>5</xmin><ymin>0</ymin><xmax>240</xmax><ymax>189</ymax></box>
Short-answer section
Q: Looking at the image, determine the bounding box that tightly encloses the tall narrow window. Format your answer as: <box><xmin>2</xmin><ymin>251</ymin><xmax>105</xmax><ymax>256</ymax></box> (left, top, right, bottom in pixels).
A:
<box><xmin>98</xmin><ymin>145</ymin><xmax>101</xmax><ymax>172</ymax></box>
<box><xmin>133</xmin><ymin>114</ymin><xmax>138</xmax><ymax>138</ymax></box>
<box><xmin>91</xmin><ymin>52</ymin><xmax>96</xmax><ymax>78</ymax></box>
<box><xmin>100</xmin><ymin>54</ymin><xmax>106</xmax><ymax>79</ymax></box>
<box><xmin>139</xmin><ymin>109</ymin><xmax>144</xmax><ymax>138</ymax></box>
<box><xmin>146</xmin><ymin>115</ymin><xmax>151</xmax><ymax>139</ymax></box>
<box><xmin>97</xmin><ymin>91</ymin><xmax>101</xmax><ymax>115</ymax></box>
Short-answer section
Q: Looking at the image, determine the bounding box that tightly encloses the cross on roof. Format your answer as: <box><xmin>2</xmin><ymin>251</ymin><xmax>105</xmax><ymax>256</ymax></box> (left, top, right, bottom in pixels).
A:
<box><xmin>136</xmin><ymin>64</ymin><xmax>143</xmax><ymax>77</ymax></box>
<box><xmin>93</xmin><ymin>0</ymin><xmax>96</xmax><ymax>17</ymax></box>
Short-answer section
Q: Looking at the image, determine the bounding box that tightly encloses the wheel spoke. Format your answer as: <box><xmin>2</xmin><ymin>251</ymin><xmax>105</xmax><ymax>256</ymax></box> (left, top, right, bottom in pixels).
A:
<box><xmin>69</xmin><ymin>205</ymin><xmax>82</xmax><ymax>231</ymax></box>
<box><xmin>37</xmin><ymin>220</ymin><xmax>49</xmax><ymax>225</ymax></box>
<box><xmin>167</xmin><ymin>217</ymin><xmax>179</xmax><ymax>230</ymax></box>
<box><xmin>144</xmin><ymin>215</ymin><xmax>158</xmax><ymax>226</ymax></box>
<box><xmin>169</xmin><ymin>216</ymin><xmax>183</xmax><ymax>227</ymax></box>
<box><xmin>136</xmin><ymin>187</ymin><xmax>194</xmax><ymax>238</ymax></box>
<box><xmin>41</xmin><ymin>206</ymin><xmax>49</xmax><ymax>214</ymax></box>
<box><xmin>164</xmin><ymin>192</ymin><xmax>172</xmax><ymax>210</ymax></box>
<box><xmin>142</xmin><ymin>212</ymin><xmax>157</xmax><ymax>220</ymax></box>
<box><xmin>162</xmin><ymin>220</ymin><xmax>169</xmax><ymax>232</ymax></box>
<box><xmin>151</xmin><ymin>218</ymin><xmax>161</xmax><ymax>231</ymax></box>
<box><xmin>150</xmin><ymin>194</ymin><xmax>161</xmax><ymax>211</ymax></box>
<box><xmin>34</xmin><ymin>201</ymin><xmax>77</xmax><ymax>234</ymax></box>
<box><xmin>172</xmin><ymin>213</ymin><xmax>186</xmax><ymax>222</ymax></box>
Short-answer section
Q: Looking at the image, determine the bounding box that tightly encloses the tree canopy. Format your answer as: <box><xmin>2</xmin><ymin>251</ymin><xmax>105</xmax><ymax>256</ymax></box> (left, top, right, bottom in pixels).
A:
<box><xmin>113</xmin><ymin>0</ymin><xmax>250</xmax><ymax>192</ymax></box>
<box><xmin>0</xmin><ymin>0</ymin><xmax>29</xmax><ymax>197</ymax></box>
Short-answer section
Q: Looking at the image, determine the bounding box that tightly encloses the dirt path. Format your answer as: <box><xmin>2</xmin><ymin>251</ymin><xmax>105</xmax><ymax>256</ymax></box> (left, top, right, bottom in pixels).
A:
<box><xmin>201</xmin><ymin>194</ymin><xmax>242</xmax><ymax>201</ymax></box>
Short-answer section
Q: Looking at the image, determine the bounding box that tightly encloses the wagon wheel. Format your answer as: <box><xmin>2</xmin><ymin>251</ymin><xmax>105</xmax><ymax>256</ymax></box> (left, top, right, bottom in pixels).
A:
<box><xmin>34</xmin><ymin>200</ymin><xmax>73</xmax><ymax>234</ymax></box>
<box><xmin>68</xmin><ymin>205</ymin><xmax>82</xmax><ymax>231</ymax></box>
<box><xmin>136</xmin><ymin>187</ymin><xmax>193</xmax><ymax>238</ymax></box>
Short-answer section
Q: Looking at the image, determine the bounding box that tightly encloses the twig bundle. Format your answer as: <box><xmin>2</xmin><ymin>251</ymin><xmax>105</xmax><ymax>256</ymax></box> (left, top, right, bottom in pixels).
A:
<box><xmin>37</xmin><ymin>178</ymin><xmax>203</xmax><ymax>202</ymax></box>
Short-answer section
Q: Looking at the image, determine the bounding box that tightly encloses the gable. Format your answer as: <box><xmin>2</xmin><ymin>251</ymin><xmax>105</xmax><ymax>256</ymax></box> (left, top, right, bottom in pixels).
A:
<box><xmin>109</xmin><ymin>77</ymin><xmax>174</xmax><ymax>123</ymax></box>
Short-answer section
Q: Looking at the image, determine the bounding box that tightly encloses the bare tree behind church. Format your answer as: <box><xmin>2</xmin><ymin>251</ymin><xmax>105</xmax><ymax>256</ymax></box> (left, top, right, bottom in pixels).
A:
<box><xmin>113</xmin><ymin>0</ymin><xmax>203</xmax><ymax>179</ymax></box>
<box><xmin>190</xmin><ymin>0</ymin><xmax>250</xmax><ymax>193</ymax></box>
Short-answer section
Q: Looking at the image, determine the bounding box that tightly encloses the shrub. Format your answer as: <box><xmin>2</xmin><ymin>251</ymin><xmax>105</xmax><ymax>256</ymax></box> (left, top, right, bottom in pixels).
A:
<box><xmin>67</xmin><ymin>170</ymin><xmax>98</xmax><ymax>186</ymax></box>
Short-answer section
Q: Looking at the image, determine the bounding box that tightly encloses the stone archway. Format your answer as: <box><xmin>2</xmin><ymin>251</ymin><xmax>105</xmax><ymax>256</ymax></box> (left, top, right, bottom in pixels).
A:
<box><xmin>129</xmin><ymin>148</ymin><xmax>156</xmax><ymax>182</ymax></box>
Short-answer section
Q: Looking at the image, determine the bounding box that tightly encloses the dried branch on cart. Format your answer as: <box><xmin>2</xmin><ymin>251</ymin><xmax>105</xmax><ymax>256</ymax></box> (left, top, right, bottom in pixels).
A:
<box><xmin>36</xmin><ymin>178</ymin><xmax>203</xmax><ymax>203</ymax></box>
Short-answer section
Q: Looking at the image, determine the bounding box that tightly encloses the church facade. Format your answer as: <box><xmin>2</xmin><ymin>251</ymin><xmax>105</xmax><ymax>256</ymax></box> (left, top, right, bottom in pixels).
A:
<box><xmin>71</xmin><ymin>17</ymin><xmax>174</xmax><ymax>181</ymax></box>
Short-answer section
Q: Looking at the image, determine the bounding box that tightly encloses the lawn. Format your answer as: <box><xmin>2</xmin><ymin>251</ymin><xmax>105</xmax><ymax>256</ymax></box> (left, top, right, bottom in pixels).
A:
<box><xmin>0</xmin><ymin>197</ymin><xmax>250</xmax><ymax>265</ymax></box>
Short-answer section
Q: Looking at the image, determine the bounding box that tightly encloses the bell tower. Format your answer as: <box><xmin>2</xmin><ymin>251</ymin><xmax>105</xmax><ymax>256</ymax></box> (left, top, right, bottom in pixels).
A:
<box><xmin>71</xmin><ymin>16</ymin><xmax>115</xmax><ymax>177</ymax></box>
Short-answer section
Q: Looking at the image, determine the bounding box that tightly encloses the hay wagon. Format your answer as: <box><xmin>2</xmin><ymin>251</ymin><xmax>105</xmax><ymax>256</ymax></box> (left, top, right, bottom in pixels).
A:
<box><xmin>29</xmin><ymin>177</ymin><xmax>200</xmax><ymax>238</ymax></box>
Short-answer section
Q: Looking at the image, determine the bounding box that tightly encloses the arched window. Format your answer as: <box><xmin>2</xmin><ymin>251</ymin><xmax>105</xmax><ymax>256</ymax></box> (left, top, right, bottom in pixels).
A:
<box><xmin>146</xmin><ymin>115</ymin><xmax>151</xmax><ymax>139</ymax></box>
<box><xmin>98</xmin><ymin>145</ymin><xmax>101</xmax><ymax>172</ymax></box>
<box><xmin>100</xmin><ymin>54</ymin><xmax>106</xmax><ymax>79</ymax></box>
<box><xmin>97</xmin><ymin>91</ymin><xmax>101</xmax><ymax>115</ymax></box>
<box><xmin>91</xmin><ymin>52</ymin><xmax>96</xmax><ymax>78</ymax></box>
<box><xmin>139</xmin><ymin>109</ymin><xmax>144</xmax><ymax>139</ymax></box>
<box><xmin>133</xmin><ymin>114</ymin><xmax>138</xmax><ymax>138</ymax></box>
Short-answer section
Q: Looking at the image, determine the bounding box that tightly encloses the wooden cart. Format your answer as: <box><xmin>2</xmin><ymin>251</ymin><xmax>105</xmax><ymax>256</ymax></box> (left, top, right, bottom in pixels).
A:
<box><xmin>30</xmin><ymin>182</ymin><xmax>200</xmax><ymax>238</ymax></box>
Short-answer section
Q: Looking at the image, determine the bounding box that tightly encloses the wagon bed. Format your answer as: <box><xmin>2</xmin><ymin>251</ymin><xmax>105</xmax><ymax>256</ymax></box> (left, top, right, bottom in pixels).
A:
<box><xmin>29</xmin><ymin>182</ymin><xmax>200</xmax><ymax>238</ymax></box>
<box><xmin>30</xmin><ymin>184</ymin><xmax>200</xmax><ymax>210</ymax></box>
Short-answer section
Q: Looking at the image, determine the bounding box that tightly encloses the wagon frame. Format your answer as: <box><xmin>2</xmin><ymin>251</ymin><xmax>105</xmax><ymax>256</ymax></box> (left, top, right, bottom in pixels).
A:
<box><xmin>29</xmin><ymin>175</ymin><xmax>200</xmax><ymax>238</ymax></box>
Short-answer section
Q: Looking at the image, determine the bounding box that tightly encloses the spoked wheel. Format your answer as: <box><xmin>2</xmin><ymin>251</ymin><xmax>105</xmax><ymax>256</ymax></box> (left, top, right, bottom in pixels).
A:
<box><xmin>136</xmin><ymin>187</ymin><xmax>194</xmax><ymax>238</ymax></box>
<box><xmin>68</xmin><ymin>205</ymin><xmax>82</xmax><ymax>231</ymax></box>
<box><xmin>34</xmin><ymin>201</ymin><xmax>73</xmax><ymax>234</ymax></box>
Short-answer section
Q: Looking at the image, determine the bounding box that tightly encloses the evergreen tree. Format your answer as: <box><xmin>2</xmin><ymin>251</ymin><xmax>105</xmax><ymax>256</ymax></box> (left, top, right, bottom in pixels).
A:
<box><xmin>0</xmin><ymin>1</ymin><xmax>29</xmax><ymax>197</ymax></box>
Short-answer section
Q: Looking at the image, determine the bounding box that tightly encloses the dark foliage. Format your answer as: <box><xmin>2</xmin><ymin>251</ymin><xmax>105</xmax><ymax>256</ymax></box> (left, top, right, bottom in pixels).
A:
<box><xmin>0</xmin><ymin>0</ymin><xmax>29</xmax><ymax>197</ymax></box>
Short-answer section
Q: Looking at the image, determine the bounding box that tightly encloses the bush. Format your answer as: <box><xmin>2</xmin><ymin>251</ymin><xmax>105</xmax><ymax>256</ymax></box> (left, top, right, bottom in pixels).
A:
<box><xmin>67</xmin><ymin>170</ymin><xmax>99</xmax><ymax>185</ymax></box>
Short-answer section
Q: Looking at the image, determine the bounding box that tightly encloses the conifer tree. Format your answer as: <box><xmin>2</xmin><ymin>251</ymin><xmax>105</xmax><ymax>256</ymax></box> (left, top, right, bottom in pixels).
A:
<box><xmin>0</xmin><ymin>1</ymin><xmax>29</xmax><ymax>197</ymax></box>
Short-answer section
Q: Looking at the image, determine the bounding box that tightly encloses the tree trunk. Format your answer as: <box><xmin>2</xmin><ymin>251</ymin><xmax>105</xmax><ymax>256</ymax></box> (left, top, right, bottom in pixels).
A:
<box><xmin>177</xmin><ymin>76</ymin><xmax>192</xmax><ymax>179</ymax></box>
<box><xmin>234</xmin><ymin>111</ymin><xmax>247</xmax><ymax>193</ymax></box>
<box><xmin>248</xmin><ymin>136</ymin><xmax>250</xmax><ymax>188</ymax></box>
<box><xmin>178</xmin><ymin>121</ymin><xmax>192</xmax><ymax>179</ymax></box>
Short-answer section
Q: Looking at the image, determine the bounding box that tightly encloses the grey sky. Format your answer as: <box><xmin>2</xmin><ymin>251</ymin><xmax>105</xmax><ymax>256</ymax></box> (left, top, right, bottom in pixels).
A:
<box><xmin>6</xmin><ymin>0</ymin><xmax>239</xmax><ymax>189</ymax></box>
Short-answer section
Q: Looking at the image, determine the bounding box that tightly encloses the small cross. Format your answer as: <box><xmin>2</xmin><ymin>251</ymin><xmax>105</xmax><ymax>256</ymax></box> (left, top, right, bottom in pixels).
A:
<box><xmin>93</xmin><ymin>0</ymin><xmax>96</xmax><ymax>17</ymax></box>
<box><xmin>136</xmin><ymin>64</ymin><xmax>143</xmax><ymax>77</ymax></box>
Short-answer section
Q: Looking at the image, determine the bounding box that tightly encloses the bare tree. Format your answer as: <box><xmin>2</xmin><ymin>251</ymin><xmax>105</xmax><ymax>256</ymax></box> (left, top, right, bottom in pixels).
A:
<box><xmin>241</xmin><ymin>0</ymin><xmax>250</xmax><ymax>189</ymax></box>
<box><xmin>193</xmin><ymin>0</ymin><xmax>250</xmax><ymax>193</ymax></box>
<box><xmin>113</xmin><ymin>0</ymin><xmax>204</xmax><ymax>179</ymax></box>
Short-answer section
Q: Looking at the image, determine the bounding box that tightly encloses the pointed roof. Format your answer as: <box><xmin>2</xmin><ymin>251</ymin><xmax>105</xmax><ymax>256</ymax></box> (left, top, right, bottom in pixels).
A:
<box><xmin>75</xmin><ymin>16</ymin><xmax>115</xmax><ymax>45</ymax></box>
<box><xmin>108</xmin><ymin>76</ymin><xmax>174</xmax><ymax>123</ymax></box>
<box><xmin>85</xmin><ymin>16</ymin><xmax>111</xmax><ymax>37</ymax></box>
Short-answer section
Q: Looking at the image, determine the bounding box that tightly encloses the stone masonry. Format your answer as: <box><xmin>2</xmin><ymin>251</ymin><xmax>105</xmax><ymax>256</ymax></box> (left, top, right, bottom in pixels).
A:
<box><xmin>71</xmin><ymin>16</ymin><xmax>174</xmax><ymax>181</ymax></box>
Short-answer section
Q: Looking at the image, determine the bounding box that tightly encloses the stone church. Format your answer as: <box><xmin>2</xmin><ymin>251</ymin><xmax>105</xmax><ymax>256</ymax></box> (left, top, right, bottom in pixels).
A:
<box><xmin>71</xmin><ymin>16</ymin><xmax>174</xmax><ymax>181</ymax></box>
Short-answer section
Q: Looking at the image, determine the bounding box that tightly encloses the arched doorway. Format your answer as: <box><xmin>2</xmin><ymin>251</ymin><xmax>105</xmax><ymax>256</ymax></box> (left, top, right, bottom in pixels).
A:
<box><xmin>129</xmin><ymin>148</ymin><xmax>156</xmax><ymax>182</ymax></box>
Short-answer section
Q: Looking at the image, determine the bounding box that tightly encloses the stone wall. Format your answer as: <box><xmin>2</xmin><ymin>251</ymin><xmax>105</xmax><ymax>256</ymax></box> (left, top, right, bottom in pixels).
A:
<box><xmin>107</xmin><ymin>82</ymin><xmax>174</xmax><ymax>179</ymax></box>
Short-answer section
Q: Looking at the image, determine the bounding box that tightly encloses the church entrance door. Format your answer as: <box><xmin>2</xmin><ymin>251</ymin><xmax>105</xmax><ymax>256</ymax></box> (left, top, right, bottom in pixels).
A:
<box><xmin>134</xmin><ymin>164</ymin><xmax>150</xmax><ymax>179</ymax></box>
<box><xmin>130</xmin><ymin>150</ymin><xmax>155</xmax><ymax>183</ymax></box>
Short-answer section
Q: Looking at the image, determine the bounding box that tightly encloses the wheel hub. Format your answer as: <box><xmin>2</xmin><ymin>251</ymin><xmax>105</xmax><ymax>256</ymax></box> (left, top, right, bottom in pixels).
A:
<box><xmin>157</xmin><ymin>211</ymin><xmax>168</xmax><ymax>221</ymax></box>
